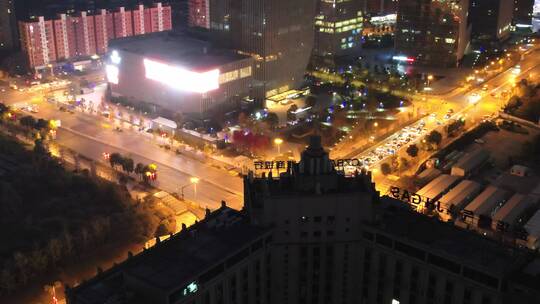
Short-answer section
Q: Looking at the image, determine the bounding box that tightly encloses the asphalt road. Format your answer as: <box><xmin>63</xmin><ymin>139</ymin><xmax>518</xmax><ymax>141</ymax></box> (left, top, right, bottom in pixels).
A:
<box><xmin>1</xmin><ymin>85</ymin><xmax>244</xmax><ymax>210</ymax></box>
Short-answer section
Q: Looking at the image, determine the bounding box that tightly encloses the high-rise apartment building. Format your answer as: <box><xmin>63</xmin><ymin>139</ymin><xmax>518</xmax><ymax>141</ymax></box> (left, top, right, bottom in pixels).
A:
<box><xmin>0</xmin><ymin>0</ymin><xmax>17</xmax><ymax>52</ymax></box>
<box><xmin>94</xmin><ymin>9</ymin><xmax>114</xmax><ymax>55</ymax></box>
<box><xmin>210</xmin><ymin>0</ymin><xmax>317</xmax><ymax>99</ymax></box>
<box><xmin>19</xmin><ymin>16</ymin><xmax>57</xmax><ymax>68</ymax></box>
<box><xmin>469</xmin><ymin>0</ymin><xmax>513</xmax><ymax>43</ymax></box>
<box><xmin>313</xmin><ymin>0</ymin><xmax>364</xmax><ymax>68</ymax></box>
<box><xmin>113</xmin><ymin>6</ymin><xmax>133</xmax><ymax>38</ymax></box>
<box><xmin>18</xmin><ymin>3</ymin><xmax>173</xmax><ymax>70</ymax></box>
<box><xmin>395</xmin><ymin>0</ymin><xmax>471</xmax><ymax>67</ymax></box>
<box><xmin>72</xmin><ymin>11</ymin><xmax>98</xmax><ymax>57</ymax></box>
<box><xmin>189</xmin><ymin>0</ymin><xmax>210</xmax><ymax>29</ymax></box>
<box><xmin>66</xmin><ymin>136</ymin><xmax>540</xmax><ymax>304</ymax></box>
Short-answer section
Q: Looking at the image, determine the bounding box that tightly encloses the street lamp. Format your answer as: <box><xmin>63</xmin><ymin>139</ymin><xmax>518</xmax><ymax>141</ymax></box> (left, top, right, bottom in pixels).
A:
<box><xmin>180</xmin><ymin>177</ymin><xmax>200</xmax><ymax>200</ymax></box>
<box><xmin>274</xmin><ymin>138</ymin><xmax>283</xmax><ymax>155</ymax></box>
<box><xmin>427</xmin><ymin>74</ymin><xmax>434</xmax><ymax>86</ymax></box>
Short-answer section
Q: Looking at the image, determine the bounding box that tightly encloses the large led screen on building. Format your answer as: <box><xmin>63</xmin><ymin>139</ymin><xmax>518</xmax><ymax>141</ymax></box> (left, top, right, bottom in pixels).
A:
<box><xmin>143</xmin><ymin>59</ymin><xmax>220</xmax><ymax>93</ymax></box>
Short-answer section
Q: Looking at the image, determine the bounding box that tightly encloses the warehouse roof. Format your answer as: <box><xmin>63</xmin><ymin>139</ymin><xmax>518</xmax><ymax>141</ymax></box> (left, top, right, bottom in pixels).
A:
<box><xmin>417</xmin><ymin>174</ymin><xmax>461</xmax><ymax>200</ymax></box>
<box><xmin>464</xmin><ymin>185</ymin><xmax>510</xmax><ymax>217</ymax></box>
<box><xmin>451</xmin><ymin>148</ymin><xmax>489</xmax><ymax>174</ymax></box>
<box><xmin>439</xmin><ymin>180</ymin><xmax>482</xmax><ymax>210</ymax></box>
<box><xmin>492</xmin><ymin>193</ymin><xmax>537</xmax><ymax>224</ymax></box>
<box><xmin>524</xmin><ymin>209</ymin><xmax>540</xmax><ymax>238</ymax></box>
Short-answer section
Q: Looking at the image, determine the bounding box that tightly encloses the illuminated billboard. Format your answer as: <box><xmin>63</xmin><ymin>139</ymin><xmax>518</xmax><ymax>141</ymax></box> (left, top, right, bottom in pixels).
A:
<box><xmin>106</xmin><ymin>64</ymin><xmax>119</xmax><ymax>84</ymax></box>
<box><xmin>143</xmin><ymin>59</ymin><xmax>220</xmax><ymax>93</ymax></box>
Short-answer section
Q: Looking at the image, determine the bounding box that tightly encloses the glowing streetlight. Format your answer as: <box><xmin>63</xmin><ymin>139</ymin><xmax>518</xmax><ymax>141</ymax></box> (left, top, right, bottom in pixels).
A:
<box><xmin>427</xmin><ymin>74</ymin><xmax>434</xmax><ymax>81</ymax></box>
<box><xmin>274</xmin><ymin>138</ymin><xmax>283</xmax><ymax>155</ymax></box>
<box><xmin>180</xmin><ymin>177</ymin><xmax>200</xmax><ymax>200</ymax></box>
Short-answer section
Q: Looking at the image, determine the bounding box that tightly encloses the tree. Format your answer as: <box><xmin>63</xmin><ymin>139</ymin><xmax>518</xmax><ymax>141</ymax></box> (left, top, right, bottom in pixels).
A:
<box><xmin>263</xmin><ymin>112</ymin><xmax>279</xmax><ymax>130</ymax></box>
<box><xmin>447</xmin><ymin>119</ymin><xmax>465</xmax><ymax>136</ymax></box>
<box><xmin>426</xmin><ymin>130</ymin><xmax>442</xmax><ymax>146</ymax></box>
<box><xmin>381</xmin><ymin>163</ymin><xmax>392</xmax><ymax>175</ymax></box>
<box><xmin>35</xmin><ymin>118</ymin><xmax>49</xmax><ymax>131</ymax></box>
<box><xmin>19</xmin><ymin>115</ymin><xmax>36</xmax><ymax>128</ymax></box>
<box><xmin>406</xmin><ymin>144</ymin><xmax>419</xmax><ymax>157</ymax></box>
<box><xmin>33</xmin><ymin>139</ymin><xmax>48</xmax><ymax>155</ymax></box>
<box><xmin>287</xmin><ymin>104</ymin><xmax>299</xmax><ymax>121</ymax></box>
<box><xmin>0</xmin><ymin>267</ymin><xmax>16</xmax><ymax>294</ymax></box>
<box><xmin>305</xmin><ymin>95</ymin><xmax>318</xmax><ymax>107</ymax></box>
<box><xmin>13</xmin><ymin>252</ymin><xmax>30</xmax><ymax>284</ymax></box>
<box><xmin>135</xmin><ymin>162</ymin><xmax>145</xmax><ymax>180</ymax></box>
<box><xmin>122</xmin><ymin>157</ymin><xmax>134</xmax><ymax>174</ymax></box>
<box><xmin>0</xmin><ymin>103</ymin><xmax>9</xmax><ymax>115</ymax></box>
<box><xmin>109</xmin><ymin>152</ymin><xmax>123</xmax><ymax>168</ymax></box>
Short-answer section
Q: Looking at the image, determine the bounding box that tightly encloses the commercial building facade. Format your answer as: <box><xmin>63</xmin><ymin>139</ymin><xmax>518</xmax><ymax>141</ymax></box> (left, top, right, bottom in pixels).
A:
<box><xmin>209</xmin><ymin>0</ymin><xmax>317</xmax><ymax>99</ymax></box>
<box><xmin>67</xmin><ymin>137</ymin><xmax>540</xmax><ymax>304</ymax></box>
<box><xmin>469</xmin><ymin>0</ymin><xmax>513</xmax><ymax>43</ymax></box>
<box><xmin>18</xmin><ymin>2</ymin><xmax>172</xmax><ymax>70</ymax></box>
<box><xmin>313</xmin><ymin>0</ymin><xmax>364</xmax><ymax>68</ymax></box>
<box><xmin>513</xmin><ymin>0</ymin><xmax>534</xmax><ymax>25</ymax></box>
<box><xmin>395</xmin><ymin>0</ymin><xmax>471</xmax><ymax>67</ymax></box>
<box><xmin>106</xmin><ymin>32</ymin><xmax>254</xmax><ymax>116</ymax></box>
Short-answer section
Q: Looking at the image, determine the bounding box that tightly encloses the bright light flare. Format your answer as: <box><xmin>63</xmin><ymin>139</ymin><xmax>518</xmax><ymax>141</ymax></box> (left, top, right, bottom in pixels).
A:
<box><xmin>106</xmin><ymin>65</ymin><xmax>119</xmax><ymax>84</ymax></box>
<box><xmin>392</xmin><ymin>55</ymin><xmax>415</xmax><ymax>62</ymax></box>
<box><xmin>143</xmin><ymin>59</ymin><xmax>219</xmax><ymax>93</ymax></box>
<box><xmin>110</xmin><ymin>50</ymin><xmax>121</xmax><ymax>65</ymax></box>
<box><xmin>468</xmin><ymin>93</ymin><xmax>481</xmax><ymax>104</ymax></box>
<box><xmin>190</xmin><ymin>177</ymin><xmax>199</xmax><ymax>184</ymax></box>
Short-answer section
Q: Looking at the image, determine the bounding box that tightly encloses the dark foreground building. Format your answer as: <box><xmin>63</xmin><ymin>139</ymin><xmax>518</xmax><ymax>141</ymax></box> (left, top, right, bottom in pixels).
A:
<box><xmin>67</xmin><ymin>137</ymin><xmax>540</xmax><ymax>304</ymax></box>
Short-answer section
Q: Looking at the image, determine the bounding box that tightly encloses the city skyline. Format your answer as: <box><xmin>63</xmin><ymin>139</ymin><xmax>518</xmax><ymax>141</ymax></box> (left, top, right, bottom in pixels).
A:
<box><xmin>1</xmin><ymin>0</ymin><xmax>540</xmax><ymax>303</ymax></box>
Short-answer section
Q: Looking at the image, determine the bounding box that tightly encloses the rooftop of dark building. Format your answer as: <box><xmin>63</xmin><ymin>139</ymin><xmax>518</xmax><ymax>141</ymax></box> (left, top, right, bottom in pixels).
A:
<box><xmin>68</xmin><ymin>205</ymin><xmax>271</xmax><ymax>304</ymax></box>
<box><xmin>245</xmin><ymin>136</ymin><xmax>378</xmax><ymax>197</ymax></box>
<box><xmin>109</xmin><ymin>31</ymin><xmax>250</xmax><ymax>71</ymax></box>
<box><xmin>372</xmin><ymin>197</ymin><xmax>538</xmax><ymax>283</ymax></box>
